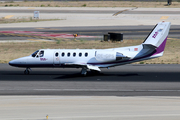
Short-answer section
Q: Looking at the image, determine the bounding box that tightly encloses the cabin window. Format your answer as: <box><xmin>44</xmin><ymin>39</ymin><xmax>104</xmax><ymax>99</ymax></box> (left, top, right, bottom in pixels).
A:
<box><xmin>79</xmin><ymin>53</ymin><xmax>82</xmax><ymax>57</ymax></box>
<box><xmin>73</xmin><ymin>52</ymin><xmax>76</xmax><ymax>57</ymax></box>
<box><xmin>39</xmin><ymin>51</ymin><xmax>44</xmax><ymax>57</ymax></box>
<box><xmin>55</xmin><ymin>52</ymin><xmax>59</xmax><ymax>57</ymax></box>
<box><xmin>67</xmin><ymin>52</ymin><xmax>70</xmax><ymax>57</ymax></box>
<box><xmin>85</xmin><ymin>52</ymin><xmax>88</xmax><ymax>57</ymax></box>
<box><xmin>32</xmin><ymin>50</ymin><xmax>39</xmax><ymax>57</ymax></box>
<box><xmin>62</xmin><ymin>52</ymin><xmax>65</xmax><ymax>57</ymax></box>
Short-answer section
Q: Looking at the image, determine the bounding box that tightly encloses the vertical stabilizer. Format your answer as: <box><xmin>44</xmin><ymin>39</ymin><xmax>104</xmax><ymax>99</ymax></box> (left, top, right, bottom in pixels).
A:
<box><xmin>143</xmin><ymin>22</ymin><xmax>171</xmax><ymax>48</ymax></box>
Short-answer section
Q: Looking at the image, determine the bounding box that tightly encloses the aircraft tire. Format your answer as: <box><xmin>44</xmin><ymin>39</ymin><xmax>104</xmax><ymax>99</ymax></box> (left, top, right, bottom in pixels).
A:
<box><xmin>24</xmin><ymin>70</ymin><xmax>29</xmax><ymax>75</ymax></box>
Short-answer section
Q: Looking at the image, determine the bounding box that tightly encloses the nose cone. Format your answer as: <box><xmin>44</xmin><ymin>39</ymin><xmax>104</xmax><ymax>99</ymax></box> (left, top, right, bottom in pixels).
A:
<box><xmin>9</xmin><ymin>57</ymin><xmax>27</xmax><ymax>67</ymax></box>
<box><xmin>9</xmin><ymin>60</ymin><xmax>16</xmax><ymax>66</ymax></box>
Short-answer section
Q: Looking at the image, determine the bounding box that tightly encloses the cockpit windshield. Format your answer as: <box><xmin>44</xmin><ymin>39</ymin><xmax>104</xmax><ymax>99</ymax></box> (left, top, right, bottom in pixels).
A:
<box><xmin>32</xmin><ymin>50</ymin><xmax>39</xmax><ymax>57</ymax></box>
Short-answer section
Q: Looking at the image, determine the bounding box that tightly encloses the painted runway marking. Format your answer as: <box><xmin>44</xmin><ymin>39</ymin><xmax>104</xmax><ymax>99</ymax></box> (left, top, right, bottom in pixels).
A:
<box><xmin>0</xmin><ymin>31</ymin><xmax>98</xmax><ymax>38</ymax></box>
<box><xmin>31</xmin><ymin>33</ymin><xmax>97</xmax><ymax>38</ymax></box>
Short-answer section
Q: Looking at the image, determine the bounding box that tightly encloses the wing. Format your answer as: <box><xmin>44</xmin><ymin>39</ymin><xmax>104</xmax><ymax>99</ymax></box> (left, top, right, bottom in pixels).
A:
<box><xmin>86</xmin><ymin>64</ymin><xmax>101</xmax><ymax>71</ymax></box>
<box><xmin>63</xmin><ymin>62</ymin><xmax>101</xmax><ymax>71</ymax></box>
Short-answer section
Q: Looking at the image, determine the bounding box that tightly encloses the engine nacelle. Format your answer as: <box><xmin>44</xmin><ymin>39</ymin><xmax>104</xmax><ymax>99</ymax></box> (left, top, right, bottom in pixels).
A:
<box><xmin>95</xmin><ymin>51</ymin><xmax>116</xmax><ymax>62</ymax></box>
<box><xmin>95</xmin><ymin>51</ymin><xmax>127</xmax><ymax>62</ymax></box>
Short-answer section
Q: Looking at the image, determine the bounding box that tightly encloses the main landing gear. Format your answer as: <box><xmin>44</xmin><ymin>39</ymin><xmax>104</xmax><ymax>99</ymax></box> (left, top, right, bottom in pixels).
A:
<box><xmin>81</xmin><ymin>67</ymin><xmax>87</xmax><ymax>76</ymax></box>
<box><xmin>24</xmin><ymin>68</ymin><xmax>31</xmax><ymax>75</ymax></box>
<box><xmin>81</xmin><ymin>68</ymin><xmax>100</xmax><ymax>76</ymax></box>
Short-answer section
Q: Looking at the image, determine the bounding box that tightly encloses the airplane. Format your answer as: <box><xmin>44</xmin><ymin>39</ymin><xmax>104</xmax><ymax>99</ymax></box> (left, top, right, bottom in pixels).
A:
<box><xmin>9</xmin><ymin>22</ymin><xmax>171</xmax><ymax>76</ymax></box>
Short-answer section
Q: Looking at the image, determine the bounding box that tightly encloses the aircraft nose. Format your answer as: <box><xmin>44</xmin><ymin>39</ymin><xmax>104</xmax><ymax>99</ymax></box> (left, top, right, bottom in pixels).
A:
<box><xmin>9</xmin><ymin>60</ymin><xmax>18</xmax><ymax>66</ymax></box>
<box><xmin>9</xmin><ymin>57</ymin><xmax>27</xmax><ymax>67</ymax></box>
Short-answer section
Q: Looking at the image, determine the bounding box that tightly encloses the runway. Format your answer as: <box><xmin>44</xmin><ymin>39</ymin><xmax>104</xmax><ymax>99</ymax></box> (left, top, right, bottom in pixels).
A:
<box><xmin>1</xmin><ymin>64</ymin><xmax>180</xmax><ymax>96</ymax></box>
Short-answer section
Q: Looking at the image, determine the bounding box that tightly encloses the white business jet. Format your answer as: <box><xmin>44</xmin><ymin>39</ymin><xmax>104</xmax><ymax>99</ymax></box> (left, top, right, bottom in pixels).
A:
<box><xmin>9</xmin><ymin>22</ymin><xmax>171</xmax><ymax>75</ymax></box>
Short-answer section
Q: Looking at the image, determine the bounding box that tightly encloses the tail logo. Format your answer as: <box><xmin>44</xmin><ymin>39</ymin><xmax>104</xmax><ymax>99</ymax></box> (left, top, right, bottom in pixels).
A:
<box><xmin>152</xmin><ymin>32</ymin><xmax>158</xmax><ymax>38</ymax></box>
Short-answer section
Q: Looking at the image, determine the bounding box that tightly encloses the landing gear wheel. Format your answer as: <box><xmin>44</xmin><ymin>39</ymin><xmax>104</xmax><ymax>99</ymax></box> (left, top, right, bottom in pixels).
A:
<box><xmin>24</xmin><ymin>69</ymin><xmax>29</xmax><ymax>75</ymax></box>
<box><xmin>82</xmin><ymin>71</ymin><xmax>87</xmax><ymax>76</ymax></box>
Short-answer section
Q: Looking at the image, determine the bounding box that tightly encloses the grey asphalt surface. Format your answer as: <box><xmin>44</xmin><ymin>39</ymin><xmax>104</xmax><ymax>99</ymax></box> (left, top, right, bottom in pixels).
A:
<box><xmin>1</xmin><ymin>63</ymin><xmax>180</xmax><ymax>96</ymax></box>
<box><xmin>0</xmin><ymin>25</ymin><xmax>179</xmax><ymax>40</ymax></box>
<box><xmin>1</xmin><ymin>9</ymin><xmax>179</xmax><ymax>14</ymax></box>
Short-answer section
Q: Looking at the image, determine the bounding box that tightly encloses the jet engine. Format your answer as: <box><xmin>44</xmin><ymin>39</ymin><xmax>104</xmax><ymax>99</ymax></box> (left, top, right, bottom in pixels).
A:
<box><xmin>95</xmin><ymin>51</ymin><xmax>127</xmax><ymax>62</ymax></box>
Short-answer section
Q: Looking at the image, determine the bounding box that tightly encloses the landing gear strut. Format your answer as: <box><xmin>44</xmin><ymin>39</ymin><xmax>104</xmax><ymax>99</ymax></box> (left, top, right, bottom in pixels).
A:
<box><xmin>81</xmin><ymin>68</ymin><xmax>101</xmax><ymax>76</ymax></box>
<box><xmin>24</xmin><ymin>68</ymin><xmax>30</xmax><ymax>75</ymax></box>
<box><xmin>81</xmin><ymin>67</ymin><xmax>87</xmax><ymax>76</ymax></box>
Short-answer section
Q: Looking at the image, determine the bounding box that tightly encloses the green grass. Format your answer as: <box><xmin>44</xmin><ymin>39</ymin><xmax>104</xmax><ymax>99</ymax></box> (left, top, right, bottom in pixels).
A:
<box><xmin>56</xmin><ymin>40</ymin><xmax>61</xmax><ymax>44</ymax></box>
<box><xmin>81</xmin><ymin>4</ymin><xmax>86</xmax><ymax>7</ymax></box>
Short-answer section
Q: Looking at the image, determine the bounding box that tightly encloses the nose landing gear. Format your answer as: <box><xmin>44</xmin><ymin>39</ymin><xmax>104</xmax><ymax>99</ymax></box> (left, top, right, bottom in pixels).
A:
<box><xmin>24</xmin><ymin>68</ymin><xmax>31</xmax><ymax>75</ymax></box>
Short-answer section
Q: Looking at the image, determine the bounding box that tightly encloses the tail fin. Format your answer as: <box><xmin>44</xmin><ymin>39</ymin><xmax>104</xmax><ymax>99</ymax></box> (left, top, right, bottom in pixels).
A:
<box><xmin>143</xmin><ymin>22</ymin><xmax>171</xmax><ymax>48</ymax></box>
<box><xmin>142</xmin><ymin>22</ymin><xmax>171</xmax><ymax>55</ymax></box>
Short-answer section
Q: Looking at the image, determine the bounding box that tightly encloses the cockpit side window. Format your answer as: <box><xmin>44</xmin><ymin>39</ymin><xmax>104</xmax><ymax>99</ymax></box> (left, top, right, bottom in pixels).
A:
<box><xmin>39</xmin><ymin>51</ymin><xmax>44</xmax><ymax>57</ymax></box>
<box><xmin>32</xmin><ymin>50</ymin><xmax>39</xmax><ymax>57</ymax></box>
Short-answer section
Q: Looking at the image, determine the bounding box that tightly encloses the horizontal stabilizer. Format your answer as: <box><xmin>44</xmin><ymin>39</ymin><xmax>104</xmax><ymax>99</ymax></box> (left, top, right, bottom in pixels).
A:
<box><xmin>116</xmin><ymin>52</ymin><xmax>129</xmax><ymax>58</ymax></box>
<box><xmin>143</xmin><ymin>44</ymin><xmax>157</xmax><ymax>49</ymax></box>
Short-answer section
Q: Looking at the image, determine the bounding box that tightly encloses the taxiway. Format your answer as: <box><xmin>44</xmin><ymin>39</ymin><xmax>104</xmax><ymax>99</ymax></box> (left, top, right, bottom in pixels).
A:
<box><xmin>1</xmin><ymin>64</ymin><xmax>180</xmax><ymax>96</ymax></box>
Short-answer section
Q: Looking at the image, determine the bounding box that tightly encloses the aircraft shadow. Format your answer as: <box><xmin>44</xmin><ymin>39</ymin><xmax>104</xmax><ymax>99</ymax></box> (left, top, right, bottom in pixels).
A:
<box><xmin>1</xmin><ymin>71</ymin><xmax>180</xmax><ymax>82</ymax></box>
<box><xmin>54</xmin><ymin>72</ymin><xmax>139</xmax><ymax>79</ymax></box>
